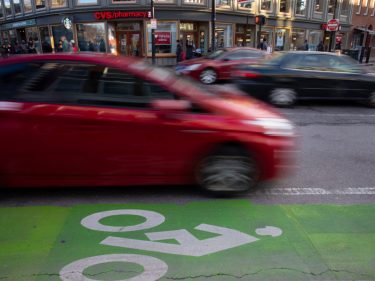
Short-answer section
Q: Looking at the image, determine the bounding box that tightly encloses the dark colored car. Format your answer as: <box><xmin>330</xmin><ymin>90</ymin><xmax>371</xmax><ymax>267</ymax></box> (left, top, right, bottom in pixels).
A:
<box><xmin>233</xmin><ymin>51</ymin><xmax>375</xmax><ymax>107</ymax></box>
<box><xmin>0</xmin><ymin>54</ymin><xmax>296</xmax><ymax>194</ymax></box>
<box><xmin>176</xmin><ymin>47</ymin><xmax>267</xmax><ymax>84</ymax></box>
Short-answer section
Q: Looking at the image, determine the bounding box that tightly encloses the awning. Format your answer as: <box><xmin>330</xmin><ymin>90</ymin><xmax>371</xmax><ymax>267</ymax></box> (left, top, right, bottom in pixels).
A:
<box><xmin>354</xmin><ymin>27</ymin><xmax>375</xmax><ymax>35</ymax></box>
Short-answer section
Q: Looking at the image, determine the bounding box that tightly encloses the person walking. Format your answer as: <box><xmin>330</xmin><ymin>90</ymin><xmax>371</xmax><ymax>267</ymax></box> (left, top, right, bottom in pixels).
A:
<box><xmin>317</xmin><ymin>41</ymin><xmax>324</xmax><ymax>52</ymax></box>
<box><xmin>176</xmin><ymin>40</ymin><xmax>182</xmax><ymax>63</ymax></box>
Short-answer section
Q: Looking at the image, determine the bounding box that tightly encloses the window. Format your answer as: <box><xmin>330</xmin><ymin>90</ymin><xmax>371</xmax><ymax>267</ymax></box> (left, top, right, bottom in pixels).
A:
<box><xmin>215</xmin><ymin>24</ymin><xmax>232</xmax><ymax>48</ymax></box>
<box><xmin>328</xmin><ymin>0</ymin><xmax>335</xmax><ymax>14</ymax></box>
<box><xmin>23</xmin><ymin>0</ymin><xmax>33</xmax><ymax>12</ymax></box>
<box><xmin>77</xmin><ymin>23</ymin><xmax>106</xmax><ymax>52</ymax></box>
<box><xmin>295</xmin><ymin>0</ymin><xmax>307</xmax><ymax>15</ymax></box>
<box><xmin>291</xmin><ymin>29</ymin><xmax>306</xmax><ymax>50</ymax></box>
<box><xmin>112</xmin><ymin>0</ymin><xmax>136</xmax><ymax>3</ymax></box>
<box><xmin>35</xmin><ymin>0</ymin><xmax>46</xmax><ymax>9</ymax></box>
<box><xmin>147</xmin><ymin>21</ymin><xmax>177</xmax><ymax>55</ymax></box>
<box><xmin>4</xmin><ymin>0</ymin><xmax>12</xmax><ymax>16</ymax></box>
<box><xmin>224</xmin><ymin>50</ymin><xmax>265</xmax><ymax>60</ymax></box>
<box><xmin>279</xmin><ymin>0</ymin><xmax>290</xmax><ymax>13</ymax></box>
<box><xmin>357</xmin><ymin>0</ymin><xmax>362</xmax><ymax>14</ymax></box>
<box><xmin>216</xmin><ymin>0</ymin><xmax>231</xmax><ymax>8</ymax></box>
<box><xmin>40</xmin><ymin>27</ymin><xmax>53</xmax><ymax>53</ymax></box>
<box><xmin>261</xmin><ymin>0</ymin><xmax>272</xmax><ymax>11</ymax></box>
<box><xmin>49</xmin><ymin>0</ymin><xmax>67</xmax><ymax>8</ymax></box>
<box><xmin>76</xmin><ymin>0</ymin><xmax>97</xmax><ymax>4</ymax></box>
<box><xmin>238</xmin><ymin>0</ymin><xmax>254</xmax><ymax>10</ymax></box>
<box><xmin>314</xmin><ymin>0</ymin><xmax>323</xmax><ymax>12</ymax></box>
<box><xmin>183</xmin><ymin>0</ymin><xmax>204</xmax><ymax>4</ymax></box>
<box><xmin>372</xmin><ymin>0</ymin><xmax>375</xmax><ymax>15</ymax></box>
<box><xmin>0</xmin><ymin>1</ymin><xmax>4</xmax><ymax>18</ymax></box>
<box><xmin>363</xmin><ymin>0</ymin><xmax>369</xmax><ymax>14</ymax></box>
<box><xmin>13</xmin><ymin>0</ymin><xmax>22</xmax><ymax>14</ymax></box>
<box><xmin>52</xmin><ymin>25</ymin><xmax>73</xmax><ymax>52</ymax></box>
<box><xmin>341</xmin><ymin>0</ymin><xmax>350</xmax><ymax>16</ymax></box>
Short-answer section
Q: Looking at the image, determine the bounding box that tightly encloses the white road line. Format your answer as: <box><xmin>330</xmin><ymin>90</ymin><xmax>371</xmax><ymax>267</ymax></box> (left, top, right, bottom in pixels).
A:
<box><xmin>256</xmin><ymin>187</ymin><xmax>375</xmax><ymax>195</ymax></box>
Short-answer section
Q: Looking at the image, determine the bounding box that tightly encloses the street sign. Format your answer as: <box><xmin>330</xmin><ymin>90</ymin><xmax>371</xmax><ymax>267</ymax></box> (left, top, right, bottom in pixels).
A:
<box><xmin>326</xmin><ymin>19</ymin><xmax>340</xmax><ymax>31</ymax></box>
<box><xmin>151</xmin><ymin>18</ymin><xmax>157</xmax><ymax>29</ymax></box>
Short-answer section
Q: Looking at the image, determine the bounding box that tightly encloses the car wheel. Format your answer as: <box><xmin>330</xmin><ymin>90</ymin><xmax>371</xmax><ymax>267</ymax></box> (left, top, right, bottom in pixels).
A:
<box><xmin>269</xmin><ymin>88</ymin><xmax>297</xmax><ymax>107</ymax></box>
<box><xmin>200</xmin><ymin>68</ymin><xmax>217</xmax><ymax>84</ymax></box>
<box><xmin>368</xmin><ymin>92</ymin><xmax>375</xmax><ymax>107</ymax></box>
<box><xmin>197</xmin><ymin>146</ymin><xmax>259</xmax><ymax>194</ymax></box>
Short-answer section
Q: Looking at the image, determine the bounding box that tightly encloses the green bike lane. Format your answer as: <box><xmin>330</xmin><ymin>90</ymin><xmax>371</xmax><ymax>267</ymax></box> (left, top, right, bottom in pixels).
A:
<box><xmin>1</xmin><ymin>200</ymin><xmax>374</xmax><ymax>281</ymax></box>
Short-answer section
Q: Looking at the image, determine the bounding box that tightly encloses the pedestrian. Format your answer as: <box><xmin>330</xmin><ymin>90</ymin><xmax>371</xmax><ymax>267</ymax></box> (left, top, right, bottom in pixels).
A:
<box><xmin>28</xmin><ymin>37</ymin><xmax>37</xmax><ymax>53</ymax></box>
<box><xmin>186</xmin><ymin>40</ymin><xmax>194</xmax><ymax>60</ymax></box>
<box><xmin>259</xmin><ymin>38</ymin><xmax>268</xmax><ymax>50</ymax></box>
<box><xmin>317</xmin><ymin>41</ymin><xmax>324</xmax><ymax>52</ymax></box>
<box><xmin>303</xmin><ymin>39</ymin><xmax>309</xmax><ymax>51</ymax></box>
<box><xmin>176</xmin><ymin>40</ymin><xmax>182</xmax><ymax>63</ymax></box>
<box><xmin>56</xmin><ymin>40</ymin><xmax>63</xmax><ymax>52</ymax></box>
<box><xmin>1</xmin><ymin>43</ymin><xmax>9</xmax><ymax>58</ymax></box>
<box><xmin>61</xmin><ymin>36</ymin><xmax>71</xmax><ymax>52</ymax></box>
<box><xmin>71</xmin><ymin>40</ymin><xmax>78</xmax><ymax>53</ymax></box>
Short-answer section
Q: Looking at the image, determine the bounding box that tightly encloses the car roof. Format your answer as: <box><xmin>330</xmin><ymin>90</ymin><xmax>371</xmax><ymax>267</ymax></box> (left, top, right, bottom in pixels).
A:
<box><xmin>225</xmin><ymin>47</ymin><xmax>264</xmax><ymax>52</ymax></box>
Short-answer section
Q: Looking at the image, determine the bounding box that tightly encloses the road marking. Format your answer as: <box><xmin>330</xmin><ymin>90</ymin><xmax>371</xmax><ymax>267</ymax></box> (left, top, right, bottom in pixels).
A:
<box><xmin>256</xmin><ymin>187</ymin><xmax>375</xmax><ymax>195</ymax></box>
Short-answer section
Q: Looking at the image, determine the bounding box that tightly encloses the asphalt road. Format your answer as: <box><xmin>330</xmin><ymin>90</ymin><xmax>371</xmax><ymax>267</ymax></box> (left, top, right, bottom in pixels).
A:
<box><xmin>1</xmin><ymin>102</ymin><xmax>374</xmax><ymax>206</ymax></box>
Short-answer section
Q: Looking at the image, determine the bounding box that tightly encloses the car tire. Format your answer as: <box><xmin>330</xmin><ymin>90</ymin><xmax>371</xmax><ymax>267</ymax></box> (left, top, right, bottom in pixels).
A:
<box><xmin>368</xmin><ymin>92</ymin><xmax>375</xmax><ymax>107</ymax></box>
<box><xmin>199</xmin><ymin>68</ymin><xmax>217</xmax><ymax>84</ymax></box>
<box><xmin>269</xmin><ymin>88</ymin><xmax>297</xmax><ymax>107</ymax></box>
<box><xmin>197</xmin><ymin>145</ymin><xmax>259</xmax><ymax>195</ymax></box>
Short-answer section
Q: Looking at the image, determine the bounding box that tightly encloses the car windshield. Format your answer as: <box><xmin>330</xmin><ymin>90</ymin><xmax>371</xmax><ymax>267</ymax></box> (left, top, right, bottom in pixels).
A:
<box><xmin>206</xmin><ymin>49</ymin><xmax>227</xmax><ymax>59</ymax></box>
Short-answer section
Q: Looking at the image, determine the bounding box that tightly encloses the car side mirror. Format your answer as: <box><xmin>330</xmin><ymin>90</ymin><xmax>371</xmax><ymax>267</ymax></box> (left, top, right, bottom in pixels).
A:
<box><xmin>151</xmin><ymin>99</ymin><xmax>191</xmax><ymax>115</ymax></box>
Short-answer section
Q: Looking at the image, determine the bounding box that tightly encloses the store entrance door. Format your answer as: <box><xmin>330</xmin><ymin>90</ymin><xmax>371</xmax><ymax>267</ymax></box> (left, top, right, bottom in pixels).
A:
<box><xmin>117</xmin><ymin>31</ymin><xmax>141</xmax><ymax>56</ymax></box>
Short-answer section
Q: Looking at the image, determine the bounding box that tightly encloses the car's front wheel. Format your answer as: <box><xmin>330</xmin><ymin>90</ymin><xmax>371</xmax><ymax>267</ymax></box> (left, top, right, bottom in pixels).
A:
<box><xmin>197</xmin><ymin>146</ymin><xmax>259</xmax><ymax>194</ymax></box>
<box><xmin>200</xmin><ymin>68</ymin><xmax>217</xmax><ymax>84</ymax></box>
<box><xmin>269</xmin><ymin>88</ymin><xmax>297</xmax><ymax>107</ymax></box>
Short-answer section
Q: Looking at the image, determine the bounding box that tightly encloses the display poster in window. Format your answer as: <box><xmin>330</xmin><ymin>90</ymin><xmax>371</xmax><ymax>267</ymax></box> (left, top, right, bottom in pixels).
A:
<box><xmin>155</xmin><ymin>32</ymin><xmax>171</xmax><ymax>45</ymax></box>
<box><xmin>276</xmin><ymin>31</ymin><xmax>284</xmax><ymax>47</ymax></box>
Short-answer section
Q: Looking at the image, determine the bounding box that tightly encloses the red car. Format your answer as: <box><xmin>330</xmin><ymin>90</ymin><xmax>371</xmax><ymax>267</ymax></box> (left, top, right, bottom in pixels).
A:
<box><xmin>176</xmin><ymin>47</ymin><xmax>267</xmax><ymax>84</ymax></box>
<box><xmin>0</xmin><ymin>54</ymin><xmax>296</xmax><ymax>194</ymax></box>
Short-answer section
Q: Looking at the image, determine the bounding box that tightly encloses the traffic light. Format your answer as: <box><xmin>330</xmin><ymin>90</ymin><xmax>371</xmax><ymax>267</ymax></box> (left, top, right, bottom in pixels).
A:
<box><xmin>255</xmin><ymin>15</ymin><xmax>266</xmax><ymax>25</ymax></box>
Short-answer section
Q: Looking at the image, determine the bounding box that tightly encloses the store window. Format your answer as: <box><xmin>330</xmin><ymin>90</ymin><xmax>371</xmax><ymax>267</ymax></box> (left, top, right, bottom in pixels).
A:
<box><xmin>261</xmin><ymin>0</ymin><xmax>272</xmax><ymax>11</ymax></box>
<box><xmin>215</xmin><ymin>23</ymin><xmax>232</xmax><ymax>48</ymax></box>
<box><xmin>308</xmin><ymin>30</ymin><xmax>323</xmax><ymax>51</ymax></box>
<box><xmin>39</xmin><ymin>26</ymin><xmax>53</xmax><ymax>53</ymax></box>
<box><xmin>216</xmin><ymin>0</ymin><xmax>231</xmax><ymax>9</ymax></box>
<box><xmin>235</xmin><ymin>25</ymin><xmax>252</xmax><ymax>47</ymax></box>
<box><xmin>23</xmin><ymin>0</ymin><xmax>33</xmax><ymax>12</ymax></box>
<box><xmin>25</xmin><ymin>27</ymin><xmax>41</xmax><ymax>53</ymax></box>
<box><xmin>279</xmin><ymin>0</ymin><xmax>290</xmax><ymax>13</ymax></box>
<box><xmin>341</xmin><ymin>0</ymin><xmax>350</xmax><ymax>16</ymax></box>
<box><xmin>112</xmin><ymin>0</ymin><xmax>137</xmax><ymax>3</ymax></box>
<box><xmin>13</xmin><ymin>0</ymin><xmax>22</xmax><ymax>14</ymax></box>
<box><xmin>146</xmin><ymin>21</ymin><xmax>177</xmax><ymax>55</ymax></box>
<box><xmin>76</xmin><ymin>0</ymin><xmax>97</xmax><ymax>4</ymax></box>
<box><xmin>275</xmin><ymin>29</ymin><xmax>288</xmax><ymax>50</ymax></box>
<box><xmin>35</xmin><ymin>0</ymin><xmax>46</xmax><ymax>9</ymax></box>
<box><xmin>314</xmin><ymin>0</ymin><xmax>323</xmax><ymax>12</ymax></box>
<box><xmin>49</xmin><ymin>0</ymin><xmax>67</xmax><ymax>8</ymax></box>
<box><xmin>4</xmin><ymin>0</ymin><xmax>12</xmax><ymax>16</ymax></box>
<box><xmin>291</xmin><ymin>29</ymin><xmax>306</xmax><ymax>50</ymax></box>
<box><xmin>52</xmin><ymin>25</ymin><xmax>73</xmax><ymax>52</ymax></box>
<box><xmin>183</xmin><ymin>0</ymin><xmax>204</xmax><ymax>4</ymax></box>
<box><xmin>295</xmin><ymin>0</ymin><xmax>307</xmax><ymax>15</ymax></box>
<box><xmin>77</xmin><ymin>23</ymin><xmax>106</xmax><ymax>52</ymax></box>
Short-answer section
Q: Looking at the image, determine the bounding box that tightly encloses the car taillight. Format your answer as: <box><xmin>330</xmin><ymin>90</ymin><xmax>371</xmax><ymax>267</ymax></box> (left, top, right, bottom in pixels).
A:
<box><xmin>233</xmin><ymin>70</ymin><xmax>262</xmax><ymax>79</ymax></box>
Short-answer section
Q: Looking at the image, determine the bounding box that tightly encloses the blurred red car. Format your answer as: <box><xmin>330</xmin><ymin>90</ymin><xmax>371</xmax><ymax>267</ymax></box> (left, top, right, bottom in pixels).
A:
<box><xmin>176</xmin><ymin>47</ymin><xmax>267</xmax><ymax>84</ymax></box>
<box><xmin>0</xmin><ymin>54</ymin><xmax>296</xmax><ymax>194</ymax></box>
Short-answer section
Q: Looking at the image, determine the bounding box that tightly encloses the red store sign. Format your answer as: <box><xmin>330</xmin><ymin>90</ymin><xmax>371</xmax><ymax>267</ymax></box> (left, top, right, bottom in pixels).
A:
<box><xmin>155</xmin><ymin>32</ymin><xmax>171</xmax><ymax>45</ymax></box>
<box><xmin>94</xmin><ymin>11</ymin><xmax>152</xmax><ymax>20</ymax></box>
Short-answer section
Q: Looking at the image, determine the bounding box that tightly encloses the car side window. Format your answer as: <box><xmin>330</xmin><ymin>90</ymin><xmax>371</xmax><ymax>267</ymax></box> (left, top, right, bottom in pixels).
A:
<box><xmin>223</xmin><ymin>50</ymin><xmax>263</xmax><ymax>61</ymax></box>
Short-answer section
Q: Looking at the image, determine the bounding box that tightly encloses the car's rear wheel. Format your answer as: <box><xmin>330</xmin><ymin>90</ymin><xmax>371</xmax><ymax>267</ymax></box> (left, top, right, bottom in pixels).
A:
<box><xmin>269</xmin><ymin>88</ymin><xmax>297</xmax><ymax>107</ymax></box>
<box><xmin>200</xmin><ymin>68</ymin><xmax>217</xmax><ymax>84</ymax></box>
<box><xmin>197</xmin><ymin>146</ymin><xmax>259</xmax><ymax>194</ymax></box>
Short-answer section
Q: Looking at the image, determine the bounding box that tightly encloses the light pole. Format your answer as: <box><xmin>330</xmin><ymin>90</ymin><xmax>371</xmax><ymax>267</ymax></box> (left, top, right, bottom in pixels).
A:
<box><xmin>151</xmin><ymin>0</ymin><xmax>156</xmax><ymax>64</ymax></box>
<box><xmin>328</xmin><ymin>0</ymin><xmax>338</xmax><ymax>52</ymax></box>
<box><xmin>211</xmin><ymin>0</ymin><xmax>216</xmax><ymax>52</ymax></box>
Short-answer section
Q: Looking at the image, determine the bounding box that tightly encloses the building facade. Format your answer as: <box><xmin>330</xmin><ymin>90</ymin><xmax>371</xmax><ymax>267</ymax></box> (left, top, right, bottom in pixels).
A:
<box><xmin>0</xmin><ymin>0</ymin><xmax>354</xmax><ymax>64</ymax></box>
<box><xmin>349</xmin><ymin>0</ymin><xmax>375</xmax><ymax>62</ymax></box>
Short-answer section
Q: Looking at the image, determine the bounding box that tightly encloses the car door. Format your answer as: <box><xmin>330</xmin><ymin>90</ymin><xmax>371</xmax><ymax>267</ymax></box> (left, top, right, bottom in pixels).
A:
<box><xmin>218</xmin><ymin>50</ymin><xmax>264</xmax><ymax>79</ymax></box>
<box><xmin>281</xmin><ymin>54</ymin><xmax>343</xmax><ymax>99</ymax></box>
<box><xmin>0</xmin><ymin>59</ymin><xmax>219</xmax><ymax>186</ymax></box>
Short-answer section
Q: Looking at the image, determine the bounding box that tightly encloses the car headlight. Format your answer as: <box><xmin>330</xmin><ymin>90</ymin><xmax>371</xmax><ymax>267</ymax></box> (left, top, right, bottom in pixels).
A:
<box><xmin>185</xmin><ymin>64</ymin><xmax>201</xmax><ymax>71</ymax></box>
<box><xmin>242</xmin><ymin>118</ymin><xmax>295</xmax><ymax>136</ymax></box>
